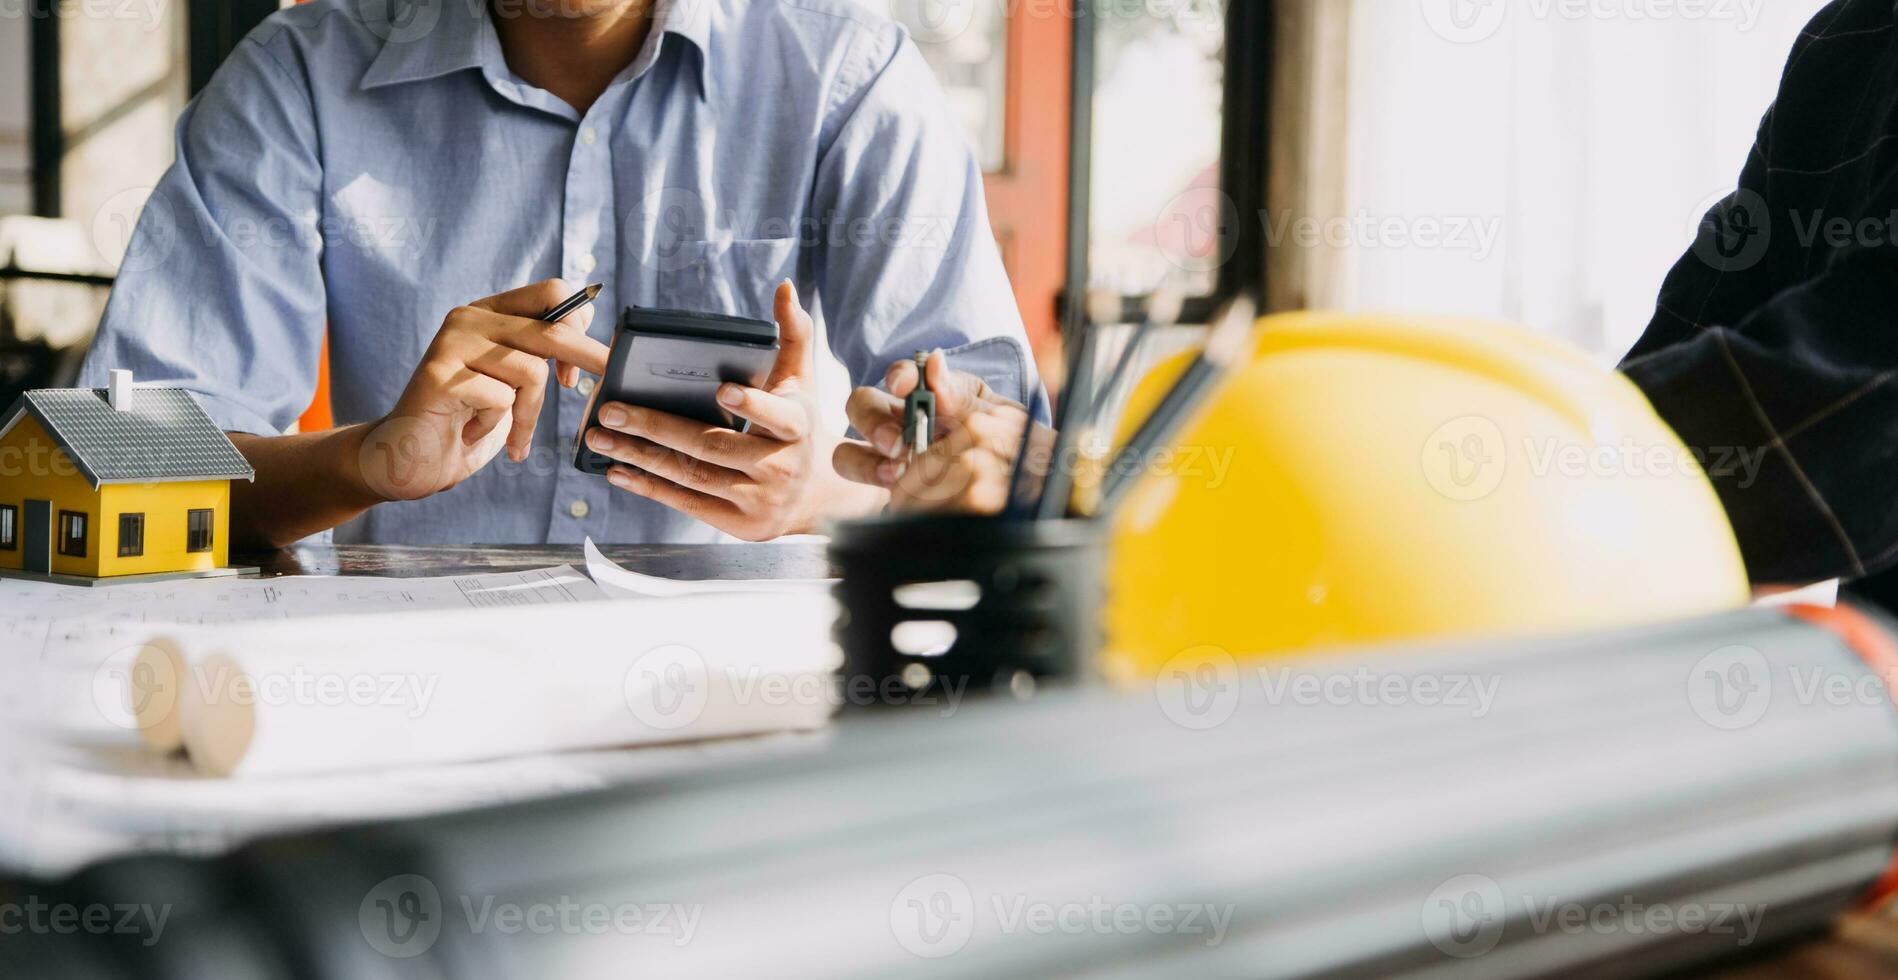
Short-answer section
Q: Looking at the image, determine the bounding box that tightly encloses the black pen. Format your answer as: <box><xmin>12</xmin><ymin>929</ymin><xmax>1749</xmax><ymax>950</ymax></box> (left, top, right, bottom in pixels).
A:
<box><xmin>538</xmin><ymin>282</ymin><xmax>603</xmax><ymax>324</ymax></box>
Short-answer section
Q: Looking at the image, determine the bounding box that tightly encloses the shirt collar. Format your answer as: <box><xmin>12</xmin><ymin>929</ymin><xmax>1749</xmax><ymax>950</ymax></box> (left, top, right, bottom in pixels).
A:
<box><xmin>360</xmin><ymin>0</ymin><xmax>712</xmax><ymax>100</ymax></box>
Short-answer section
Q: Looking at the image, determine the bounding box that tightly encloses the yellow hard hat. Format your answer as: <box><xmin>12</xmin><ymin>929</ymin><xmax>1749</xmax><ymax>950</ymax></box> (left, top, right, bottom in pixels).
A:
<box><xmin>1102</xmin><ymin>311</ymin><xmax>1749</xmax><ymax>677</ymax></box>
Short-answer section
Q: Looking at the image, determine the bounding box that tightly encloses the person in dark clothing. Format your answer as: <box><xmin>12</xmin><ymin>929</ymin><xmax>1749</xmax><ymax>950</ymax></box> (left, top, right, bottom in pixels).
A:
<box><xmin>1621</xmin><ymin>0</ymin><xmax>1898</xmax><ymax>600</ymax></box>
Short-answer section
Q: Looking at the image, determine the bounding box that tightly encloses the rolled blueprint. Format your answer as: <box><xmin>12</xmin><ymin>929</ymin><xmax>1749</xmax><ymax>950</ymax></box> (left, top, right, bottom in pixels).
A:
<box><xmin>164</xmin><ymin>594</ymin><xmax>837</xmax><ymax>777</ymax></box>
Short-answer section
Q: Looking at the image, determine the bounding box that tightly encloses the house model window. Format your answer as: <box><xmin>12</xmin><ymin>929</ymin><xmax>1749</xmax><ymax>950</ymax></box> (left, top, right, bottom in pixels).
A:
<box><xmin>118</xmin><ymin>513</ymin><xmax>145</xmax><ymax>558</ymax></box>
<box><xmin>187</xmin><ymin>509</ymin><xmax>215</xmax><ymax>554</ymax></box>
<box><xmin>58</xmin><ymin>511</ymin><xmax>87</xmax><ymax>557</ymax></box>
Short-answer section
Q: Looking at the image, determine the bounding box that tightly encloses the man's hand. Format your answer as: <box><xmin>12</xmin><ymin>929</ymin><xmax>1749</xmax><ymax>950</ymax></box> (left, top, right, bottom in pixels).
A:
<box><xmin>584</xmin><ymin>280</ymin><xmax>879</xmax><ymax>540</ymax></box>
<box><xmin>357</xmin><ymin>279</ymin><xmax>609</xmax><ymax>502</ymax></box>
<box><xmin>834</xmin><ymin>351</ymin><xmax>1053</xmax><ymax>514</ymax></box>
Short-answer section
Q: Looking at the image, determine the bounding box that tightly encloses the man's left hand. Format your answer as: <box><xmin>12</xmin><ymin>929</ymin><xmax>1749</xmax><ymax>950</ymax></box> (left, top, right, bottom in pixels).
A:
<box><xmin>584</xmin><ymin>280</ymin><xmax>874</xmax><ymax>540</ymax></box>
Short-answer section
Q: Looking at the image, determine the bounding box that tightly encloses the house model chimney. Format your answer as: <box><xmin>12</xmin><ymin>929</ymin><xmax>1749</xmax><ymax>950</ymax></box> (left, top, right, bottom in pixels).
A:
<box><xmin>108</xmin><ymin>369</ymin><xmax>134</xmax><ymax>412</ymax></box>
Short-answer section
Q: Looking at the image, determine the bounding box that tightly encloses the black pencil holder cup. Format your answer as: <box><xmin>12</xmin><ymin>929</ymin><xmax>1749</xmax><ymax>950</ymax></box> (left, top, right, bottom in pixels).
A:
<box><xmin>829</xmin><ymin>514</ymin><xmax>1108</xmax><ymax>709</ymax></box>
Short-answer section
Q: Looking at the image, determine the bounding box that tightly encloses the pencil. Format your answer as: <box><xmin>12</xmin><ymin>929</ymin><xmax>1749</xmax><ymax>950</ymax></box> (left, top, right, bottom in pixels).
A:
<box><xmin>1032</xmin><ymin>289</ymin><xmax>1126</xmax><ymax>520</ymax></box>
<box><xmin>538</xmin><ymin>282</ymin><xmax>603</xmax><ymax>324</ymax></box>
<box><xmin>538</xmin><ymin>283</ymin><xmax>603</xmax><ymax>388</ymax></box>
<box><xmin>1035</xmin><ymin>318</ymin><xmax>1100</xmax><ymax>520</ymax></box>
<box><xmin>1063</xmin><ymin>288</ymin><xmax>1187</xmax><ymax>517</ymax></box>
<box><xmin>1088</xmin><ymin>286</ymin><xmax>1185</xmax><ymax>425</ymax></box>
<box><xmin>1096</xmin><ymin>292</ymin><xmax>1258</xmax><ymax>516</ymax></box>
<box><xmin>1009</xmin><ymin>292</ymin><xmax>1100</xmax><ymax>520</ymax></box>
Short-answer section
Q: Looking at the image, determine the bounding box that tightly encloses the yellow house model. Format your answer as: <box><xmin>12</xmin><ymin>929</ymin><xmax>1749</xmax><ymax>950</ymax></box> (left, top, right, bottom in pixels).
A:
<box><xmin>0</xmin><ymin>370</ymin><xmax>255</xmax><ymax>584</ymax></box>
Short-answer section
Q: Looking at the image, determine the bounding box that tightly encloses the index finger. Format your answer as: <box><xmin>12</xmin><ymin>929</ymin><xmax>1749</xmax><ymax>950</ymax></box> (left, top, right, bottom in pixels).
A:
<box><xmin>474</xmin><ymin>279</ymin><xmax>599</xmax><ymax>384</ymax></box>
<box><xmin>845</xmin><ymin>385</ymin><xmax>906</xmax><ymax>457</ymax></box>
<box><xmin>485</xmin><ymin>313</ymin><xmax>610</xmax><ymax>377</ymax></box>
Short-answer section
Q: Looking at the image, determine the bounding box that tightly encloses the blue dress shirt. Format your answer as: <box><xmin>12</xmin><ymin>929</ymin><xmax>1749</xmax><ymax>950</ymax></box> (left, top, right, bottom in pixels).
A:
<box><xmin>80</xmin><ymin>0</ymin><xmax>1046</xmax><ymax>544</ymax></box>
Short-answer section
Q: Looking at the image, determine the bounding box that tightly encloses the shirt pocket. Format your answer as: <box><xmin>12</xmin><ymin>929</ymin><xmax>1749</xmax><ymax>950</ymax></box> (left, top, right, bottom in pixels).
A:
<box><xmin>655</xmin><ymin>238</ymin><xmax>798</xmax><ymax>321</ymax></box>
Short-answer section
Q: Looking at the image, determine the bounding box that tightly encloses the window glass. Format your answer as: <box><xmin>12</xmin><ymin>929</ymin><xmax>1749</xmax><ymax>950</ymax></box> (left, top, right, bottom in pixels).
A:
<box><xmin>1089</xmin><ymin>3</ymin><xmax>1226</xmax><ymax>297</ymax></box>
<box><xmin>1340</xmin><ymin>0</ymin><xmax>1827</xmax><ymax>356</ymax></box>
<box><xmin>0</xmin><ymin>505</ymin><xmax>15</xmax><ymax>549</ymax></box>
<box><xmin>187</xmin><ymin>508</ymin><xmax>213</xmax><ymax>553</ymax></box>
<box><xmin>118</xmin><ymin>512</ymin><xmax>143</xmax><ymax>557</ymax></box>
<box><xmin>848</xmin><ymin>0</ymin><xmax>1008</xmax><ymax>172</ymax></box>
<box><xmin>58</xmin><ymin>510</ymin><xmax>85</xmax><ymax>557</ymax></box>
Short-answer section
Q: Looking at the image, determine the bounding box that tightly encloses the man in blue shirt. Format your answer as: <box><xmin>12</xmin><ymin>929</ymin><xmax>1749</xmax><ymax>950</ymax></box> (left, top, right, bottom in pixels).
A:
<box><xmin>81</xmin><ymin>0</ymin><xmax>1045</xmax><ymax>546</ymax></box>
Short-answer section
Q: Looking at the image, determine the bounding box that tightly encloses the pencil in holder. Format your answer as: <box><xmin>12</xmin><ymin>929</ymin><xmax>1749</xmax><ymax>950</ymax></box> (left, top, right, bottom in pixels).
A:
<box><xmin>829</xmin><ymin>514</ymin><xmax>1107</xmax><ymax>708</ymax></box>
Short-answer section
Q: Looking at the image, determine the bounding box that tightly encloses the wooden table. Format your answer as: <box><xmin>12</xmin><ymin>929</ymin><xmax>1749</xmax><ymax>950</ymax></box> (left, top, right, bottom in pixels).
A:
<box><xmin>232</xmin><ymin>542</ymin><xmax>1898</xmax><ymax>978</ymax></box>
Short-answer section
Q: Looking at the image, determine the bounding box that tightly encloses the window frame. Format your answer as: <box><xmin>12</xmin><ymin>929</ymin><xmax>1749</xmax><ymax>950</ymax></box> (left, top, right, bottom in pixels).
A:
<box><xmin>57</xmin><ymin>510</ymin><xmax>86</xmax><ymax>558</ymax></box>
<box><xmin>30</xmin><ymin>1</ymin><xmax>279</xmax><ymax>217</ymax></box>
<box><xmin>29</xmin><ymin>1</ymin><xmax>59</xmax><ymax>216</ymax></box>
<box><xmin>1066</xmin><ymin>2</ymin><xmax>1272</xmax><ymax>327</ymax></box>
<box><xmin>187</xmin><ymin>1</ymin><xmax>285</xmax><ymax>96</ymax></box>
<box><xmin>186</xmin><ymin>508</ymin><xmax>215</xmax><ymax>554</ymax></box>
<box><xmin>0</xmin><ymin>504</ymin><xmax>16</xmax><ymax>550</ymax></box>
<box><xmin>1053</xmin><ymin>1</ymin><xmax>1270</xmax><ymax>412</ymax></box>
<box><xmin>117</xmin><ymin>512</ymin><xmax>145</xmax><ymax>558</ymax></box>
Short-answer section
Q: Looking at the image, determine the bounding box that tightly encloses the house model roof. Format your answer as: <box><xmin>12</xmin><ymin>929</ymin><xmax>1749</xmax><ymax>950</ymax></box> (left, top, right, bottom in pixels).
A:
<box><xmin>0</xmin><ymin>387</ymin><xmax>256</xmax><ymax>488</ymax></box>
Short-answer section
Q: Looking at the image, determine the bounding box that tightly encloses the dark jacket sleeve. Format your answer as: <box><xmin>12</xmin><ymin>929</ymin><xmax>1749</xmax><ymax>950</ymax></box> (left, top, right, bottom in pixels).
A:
<box><xmin>1621</xmin><ymin>84</ymin><xmax>1898</xmax><ymax>585</ymax></box>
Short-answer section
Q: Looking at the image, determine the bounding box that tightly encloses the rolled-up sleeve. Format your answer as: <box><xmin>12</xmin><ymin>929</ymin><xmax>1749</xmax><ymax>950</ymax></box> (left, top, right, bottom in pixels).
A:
<box><xmin>79</xmin><ymin>33</ymin><xmax>327</xmax><ymax>436</ymax></box>
<box><xmin>806</xmin><ymin>23</ymin><xmax>1050</xmax><ymax>421</ymax></box>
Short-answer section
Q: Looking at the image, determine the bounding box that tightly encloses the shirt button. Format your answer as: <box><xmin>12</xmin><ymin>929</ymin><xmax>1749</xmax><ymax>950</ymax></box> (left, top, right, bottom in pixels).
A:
<box><xmin>577</xmin><ymin>254</ymin><xmax>597</xmax><ymax>275</ymax></box>
<box><xmin>576</xmin><ymin>376</ymin><xmax>596</xmax><ymax>396</ymax></box>
<box><xmin>569</xmin><ymin>500</ymin><xmax>590</xmax><ymax>520</ymax></box>
<box><xmin>581</xmin><ymin>127</ymin><xmax>598</xmax><ymax>146</ymax></box>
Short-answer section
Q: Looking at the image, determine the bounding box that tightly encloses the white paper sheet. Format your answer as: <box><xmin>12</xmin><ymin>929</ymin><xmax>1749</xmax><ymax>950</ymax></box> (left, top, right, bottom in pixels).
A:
<box><xmin>582</xmin><ymin>538</ymin><xmax>835</xmax><ymax>598</ymax></box>
<box><xmin>3</xmin><ymin>566</ymin><xmax>606</xmax><ymax>740</ymax></box>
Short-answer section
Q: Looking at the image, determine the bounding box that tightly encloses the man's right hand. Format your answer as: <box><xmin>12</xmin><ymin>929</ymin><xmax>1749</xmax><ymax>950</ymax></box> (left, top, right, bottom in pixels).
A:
<box><xmin>357</xmin><ymin>279</ymin><xmax>610</xmax><ymax>502</ymax></box>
